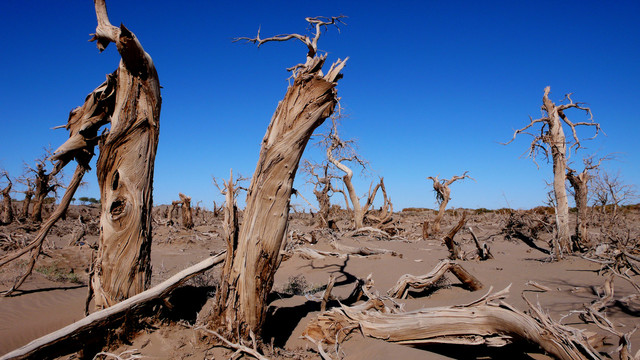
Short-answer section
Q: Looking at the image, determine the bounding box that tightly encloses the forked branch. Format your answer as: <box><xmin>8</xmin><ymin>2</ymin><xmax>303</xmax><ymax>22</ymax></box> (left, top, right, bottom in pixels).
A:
<box><xmin>234</xmin><ymin>15</ymin><xmax>346</xmax><ymax>68</ymax></box>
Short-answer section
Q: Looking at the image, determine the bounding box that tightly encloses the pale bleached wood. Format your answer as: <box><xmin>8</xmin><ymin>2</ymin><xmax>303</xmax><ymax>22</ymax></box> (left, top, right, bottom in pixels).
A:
<box><xmin>0</xmin><ymin>252</ymin><xmax>225</xmax><ymax>360</ymax></box>
<box><xmin>387</xmin><ymin>259</ymin><xmax>482</xmax><ymax>299</ymax></box>
<box><xmin>329</xmin><ymin>240</ymin><xmax>399</xmax><ymax>257</ymax></box>
<box><xmin>504</xmin><ymin>87</ymin><xmax>600</xmax><ymax>259</ymax></box>
<box><xmin>209</xmin><ymin>17</ymin><xmax>347</xmax><ymax>341</ymax></box>
<box><xmin>304</xmin><ymin>287</ymin><xmax>600</xmax><ymax>360</ymax></box>
<box><xmin>426</xmin><ymin>172</ymin><xmax>472</xmax><ymax>234</ymax></box>
<box><xmin>87</xmin><ymin>0</ymin><xmax>161</xmax><ymax>309</ymax></box>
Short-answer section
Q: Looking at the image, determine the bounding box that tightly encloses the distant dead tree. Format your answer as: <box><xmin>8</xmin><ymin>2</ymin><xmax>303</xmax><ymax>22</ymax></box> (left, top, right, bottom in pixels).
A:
<box><xmin>324</xmin><ymin>117</ymin><xmax>391</xmax><ymax>229</ymax></box>
<box><xmin>17</xmin><ymin>177</ymin><xmax>35</xmax><ymax>221</ymax></box>
<box><xmin>302</xmin><ymin>160</ymin><xmax>337</xmax><ymax>228</ymax></box>
<box><xmin>208</xmin><ymin>16</ymin><xmax>347</xmax><ymax>342</ymax></box>
<box><xmin>172</xmin><ymin>193</ymin><xmax>194</xmax><ymax>229</ymax></box>
<box><xmin>591</xmin><ymin>170</ymin><xmax>637</xmax><ymax>218</ymax></box>
<box><xmin>28</xmin><ymin>153</ymin><xmax>63</xmax><ymax>223</ymax></box>
<box><xmin>426</xmin><ymin>172</ymin><xmax>472</xmax><ymax>235</ymax></box>
<box><xmin>504</xmin><ymin>86</ymin><xmax>600</xmax><ymax>260</ymax></box>
<box><xmin>0</xmin><ymin>171</ymin><xmax>13</xmax><ymax>225</ymax></box>
<box><xmin>566</xmin><ymin>155</ymin><xmax>608</xmax><ymax>251</ymax></box>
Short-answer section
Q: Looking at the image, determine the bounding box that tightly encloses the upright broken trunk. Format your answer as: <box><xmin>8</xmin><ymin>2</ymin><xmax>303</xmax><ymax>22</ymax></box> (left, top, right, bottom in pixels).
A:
<box><xmin>30</xmin><ymin>165</ymin><xmax>50</xmax><ymax>223</ymax></box>
<box><xmin>1</xmin><ymin>176</ymin><xmax>13</xmax><ymax>225</ymax></box>
<box><xmin>179</xmin><ymin>193</ymin><xmax>194</xmax><ymax>229</ymax></box>
<box><xmin>210</xmin><ymin>17</ymin><xmax>347</xmax><ymax>340</ymax></box>
<box><xmin>88</xmin><ymin>0</ymin><xmax>161</xmax><ymax>309</ymax></box>
<box><xmin>567</xmin><ymin>168</ymin><xmax>590</xmax><ymax>251</ymax></box>
<box><xmin>21</xmin><ymin>188</ymin><xmax>34</xmax><ymax>221</ymax></box>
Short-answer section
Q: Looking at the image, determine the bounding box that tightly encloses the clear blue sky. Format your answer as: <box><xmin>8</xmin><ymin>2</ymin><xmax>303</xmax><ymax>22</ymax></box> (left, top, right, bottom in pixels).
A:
<box><xmin>1</xmin><ymin>1</ymin><xmax>638</xmax><ymax>211</ymax></box>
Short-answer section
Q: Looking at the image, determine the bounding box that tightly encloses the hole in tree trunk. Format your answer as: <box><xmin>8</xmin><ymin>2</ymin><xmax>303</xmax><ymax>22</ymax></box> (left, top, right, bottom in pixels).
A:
<box><xmin>110</xmin><ymin>197</ymin><xmax>126</xmax><ymax>217</ymax></box>
<box><xmin>112</xmin><ymin>170</ymin><xmax>120</xmax><ymax>191</ymax></box>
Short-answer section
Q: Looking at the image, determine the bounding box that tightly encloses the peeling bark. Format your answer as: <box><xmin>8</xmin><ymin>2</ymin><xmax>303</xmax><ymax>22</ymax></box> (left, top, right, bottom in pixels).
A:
<box><xmin>210</xmin><ymin>17</ymin><xmax>347</xmax><ymax>341</ymax></box>
<box><xmin>84</xmin><ymin>0</ymin><xmax>161</xmax><ymax>309</ymax></box>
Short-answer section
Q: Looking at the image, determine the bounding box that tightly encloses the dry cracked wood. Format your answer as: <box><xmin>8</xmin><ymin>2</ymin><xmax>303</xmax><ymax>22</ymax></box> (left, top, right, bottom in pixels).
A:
<box><xmin>387</xmin><ymin>259</ymin><xmax>482</xmax><ymax>299</ymax></box>
<box><xmin>209</xmin><ymin>16</ymin><xmax>347</xmax><ymax>341</ymax></box>
<box><xmin>86</xmin><ymin>0</ymin><xmax>161</xmax><ymax>309</ymax></box>
<box><xmin>304</xmin><ymin>287</ymin><xmax>601</xmax><ymax>360</ymax></box>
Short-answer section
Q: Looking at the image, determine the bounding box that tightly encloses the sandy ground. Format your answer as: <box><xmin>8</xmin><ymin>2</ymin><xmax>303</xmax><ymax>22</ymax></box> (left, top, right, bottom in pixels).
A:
<box><xmin>1</xmin><ymin>205</ymin><xmax>639</xmax><ymax>359</ymax></box>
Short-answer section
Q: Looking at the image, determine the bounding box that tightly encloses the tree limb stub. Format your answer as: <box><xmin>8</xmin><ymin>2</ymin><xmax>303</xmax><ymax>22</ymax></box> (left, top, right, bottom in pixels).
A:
<box><xmin>0</xmin><ymin>252</ymin><xmax>226</xmax><ymax>360</ymax></box>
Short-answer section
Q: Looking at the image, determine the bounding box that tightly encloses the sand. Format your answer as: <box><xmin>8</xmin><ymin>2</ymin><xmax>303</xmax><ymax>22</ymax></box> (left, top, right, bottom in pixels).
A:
<box><xmin>1</xmin><ymin>205</ymin><xmax>639</xmax><ymax>359</ymax></box>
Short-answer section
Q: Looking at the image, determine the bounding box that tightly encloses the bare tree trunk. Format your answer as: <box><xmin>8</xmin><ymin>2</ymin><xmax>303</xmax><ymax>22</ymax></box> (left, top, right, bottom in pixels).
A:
<box><xmin>179</xmin><ymin>193</ymin><xmax>194</xmax><ymax>229</ymax></box>
<box><xmin>1</xmin><ymin>178</ymin><xmax>13</xmax><ymax>225</ymax></box>
<box><xmin>567</xmin><ymin>169</ymin><xmax>590</xmax><ymax>251</ymax></box>
<box><xmin>30</xmin><ymin>165</ymin><xmax>49</xmax><ymax>223</ymax></box>
<box><xmin>433</xmin><ymin>196</ymin><xmax>448</xmax><ymax>234</ymax></box>
<box><xmin>314</xmin><ymin>187</ymin><xmax>331</xmax><ymax>228</ymax></box>
<box><xmin>427</xmin><ymin>173</ymin><xmax>470</xmax><ymax>234</ymax></box>
<box><xmin>505</xmin><ymin>87</ymin><xmax>599</xmax><ymax>260</ymax></box>
<box><xmin>545</xmin><ymin>98</ymin><xmax>571</xmax><ymax>259</ymax></box>
<box><xmin>330</xmin><ymin>159</ymin><xmax>365</xmax><ymax>229</ymax></box>
<box><xmin>210</xmin><ymin>19</ymin><xmax>347</xmax><ymax>339</ymax></box>
<box><xmin>88</xmin><ymin>0</ymin><xmax>161</xmax><ymax>309</ymax></box>
<box><xmin>21</xmin><ymin>190</ymin><xmax>33</xmax><ymax>220</ymax></box>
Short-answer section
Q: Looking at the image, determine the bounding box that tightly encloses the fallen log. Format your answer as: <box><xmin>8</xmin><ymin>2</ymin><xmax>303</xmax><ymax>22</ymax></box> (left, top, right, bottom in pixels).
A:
<box><xmin>304</xmin><ymin>286</ymin><xmax>601</xmax><ymax>360</ymax></box>
<box><xmin>387</xmin><ymin>259</ymin><xmax>482</xmax><ymax>299</ymax></box>
<box><xmin>0</xmin><ymin>251</ymin><xmax>226</xmax><ymax>360</ymax></box>
<box><xmin>329</xmin><ymin>240</ymin><xmax>400</xmax><ymax>257</ymax></box>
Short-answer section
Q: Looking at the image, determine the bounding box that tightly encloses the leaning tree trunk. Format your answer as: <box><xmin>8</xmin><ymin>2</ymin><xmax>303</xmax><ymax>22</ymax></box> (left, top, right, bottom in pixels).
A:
<box><xmin>567</xmin><ymin>170</ymin><xmax>590</xmax><ymax>251</ymax></box>
<box><xmin>89</xmin><ymin>0</ymin><xmax>161</xmax><ymax>309</ymax></box>
<box><xmin>1</xmin><ymin>183</ymin><xmax>13</xmax><ymax>225</ymax></box>
<box><xmin>210</xmin><ymin>55</ymin><xmax>346</xmax><ymax>340</ymax></box>
<box><xmin>326</xmin><ymin>151</ymin><xmax>365</xmax><ymax>229</ymax></box>
<box><xmin>545</xmin><ymin>99</ymin><xmax>571</xmax><ymax>259</ymax></box>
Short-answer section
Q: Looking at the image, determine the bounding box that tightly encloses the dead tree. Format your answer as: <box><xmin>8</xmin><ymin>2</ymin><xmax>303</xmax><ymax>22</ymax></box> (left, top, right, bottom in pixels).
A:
<box><xmin>504</xmin><ymin>86</ymin><xmax>600</xmax><ymax>260</ymax></box>
<box><xmin>29</xmin><ymin>159</ymin><xmax>63</xmax><ymax>223</ymax></box>
<box><xmin>325</xmin><ymin>118</ymin><xmax>391</xmax><ymax>229</ymax></box>
<box><xmin>208</xmin><ymin>16</ymin><xmax>347</xmax><ymax>341</ymax></box>
<box><xmin>566</xmin><ymin>156</ymin><xmax>608</xmax><ymax>251</ymax></box>
<box><xmin>17</xmin><ymin>178</ymin><xmax>35</xmax><ymax>221</ymax></box>
<box><xmin>48</xmin><ymin>0</ymin><xmax>161</xmax><ymax>309</ymax></box>
<box><xmin>592</xmin><ymin>170</ymin><xmax>637</xmax><ymax>218</ymax></box>
<box><xmin>303</xmin><ymin>160</ymin><xmax>337</xmax><ymax>228</ymax></box>
<box><xmin>171</xmin><ymin>193</ymin><xmax>194</xmax><ymax>229</ymax></box>
<box><xmin>0</xmin><ymin>171</ymin><xmax>13</xmax><ymax>225</ymax></box>
<box><xmin>427</xmin><ymin>171</ymin><xmax>472</xmax><ymax>235</ymax></box>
